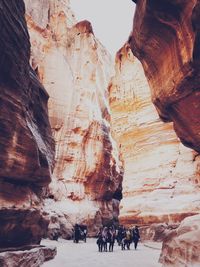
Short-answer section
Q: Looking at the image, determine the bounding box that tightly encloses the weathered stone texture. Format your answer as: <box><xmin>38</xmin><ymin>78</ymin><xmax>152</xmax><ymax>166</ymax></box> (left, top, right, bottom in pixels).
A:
<box><xmin>130</xmin><ymin>0</ymin><xmax>200</xmax><ymax>153</ymax></box>
<box><xmin>0</xmin><ymin>0</ymin><xmax>54</xmax><ymax>247</ymax></box>
<box><xmin>0</xmin><ymin>245</ymin><xmax>56</xmax><ymax>267</ymax></box>
<box><xmin>24</xmin><ymin>0</ymin><xmax>123</xmax><ymax>232</ymax></box>
<box><xmin>160</xmin><ymin>215</ymin><xmax>200</xmax><ymax>267</ymax></box>
<box><xmin>110</xmin><ymin>43</ymin><xmax>200</xmax><ymax>226</ymax></box>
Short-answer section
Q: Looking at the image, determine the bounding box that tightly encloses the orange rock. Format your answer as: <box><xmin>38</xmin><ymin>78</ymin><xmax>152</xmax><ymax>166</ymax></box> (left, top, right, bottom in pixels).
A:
<box><xmin>130</xmin><ymin>0</ymin><xmax>200</xmax><ymax>153</ymax></box>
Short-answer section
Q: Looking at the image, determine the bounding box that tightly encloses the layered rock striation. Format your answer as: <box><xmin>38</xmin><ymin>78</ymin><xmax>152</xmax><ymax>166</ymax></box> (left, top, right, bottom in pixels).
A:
<box><xmin>24</xmin><ymin>0</ymin><xmax>123</xmax><ymax>234</ymax></box>
<box><xmin>160</xmin><ymin>214</ymin><xmax>200</xmax><ymax>267</ymax></box>
<box><xmin>0</xmin><ymin>0</ymin><xmax>54</xmax><ymax>247</ymax></box>
<box><xmin>130</xmin><ymin>0</ymin><xmax>200</xmax><ymax>153</ymax></box>
<box><xmin>110</xmin><ymin>43</ymin><xmax>200</xmax><ymax>226</ymax></box>
<box><xmin>130</xmin><ymin>2</ymin><xmax>200</xmax><ymax>265</ymax></box>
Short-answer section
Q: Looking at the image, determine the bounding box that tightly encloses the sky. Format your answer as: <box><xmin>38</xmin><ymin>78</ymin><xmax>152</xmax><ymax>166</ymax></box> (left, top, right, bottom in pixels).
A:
<box><xmin>70</xmin><ymin>0</ymin><xmax>136</xmax><ymax>56</ymax></box>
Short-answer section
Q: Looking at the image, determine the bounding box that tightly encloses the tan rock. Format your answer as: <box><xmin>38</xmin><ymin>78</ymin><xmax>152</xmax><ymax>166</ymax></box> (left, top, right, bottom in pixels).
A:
<box><xmin>110</xmin><ymin>43</ymin><xmax>200</xmax><ymax>226</ymax></box>
<box><xmin>0</xmin><ymin>245</ymin><xmax>57</xmax><ymax>267</ymax></box>
<box><xmin>24</xmin><ymin>0</ymin><xmax>123</xmax><ymax>231</ymax></box>
<box><xmin>159</xmin><ymin>215</ymin><xmax>200</xmax><ymax>267</ymax></box>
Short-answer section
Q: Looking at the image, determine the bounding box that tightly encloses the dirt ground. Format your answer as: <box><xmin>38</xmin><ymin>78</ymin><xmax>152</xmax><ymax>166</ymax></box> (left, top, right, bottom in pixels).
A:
<box><xmin>42</xmin><ymin>238</ymin><xmax>162</xmax><ymax>267</ymax></box>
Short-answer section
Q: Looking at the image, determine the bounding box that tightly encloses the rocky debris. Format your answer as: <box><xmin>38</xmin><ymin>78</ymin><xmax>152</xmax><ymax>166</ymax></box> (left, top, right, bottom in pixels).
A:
<box><xmin>0</xmin><ymin>245</ymin><xmax>56</xmax><ymax>267</ymax></box>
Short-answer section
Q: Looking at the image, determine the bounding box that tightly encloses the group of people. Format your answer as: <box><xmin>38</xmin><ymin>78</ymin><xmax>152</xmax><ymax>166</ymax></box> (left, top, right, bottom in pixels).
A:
<box><xmin>96</xmin><ymin>225</ymin><xmax>140</xmax><ymax>252</ymax></box>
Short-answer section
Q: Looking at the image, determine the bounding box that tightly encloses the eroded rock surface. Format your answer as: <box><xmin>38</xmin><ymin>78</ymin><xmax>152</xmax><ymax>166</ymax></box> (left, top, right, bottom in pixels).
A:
<box><xmin>0</xmin><ymin>0</ymin><xmax>54</xmax><ymax>247</ymax></box>
<box><xmin>0</xmin><ymin>245</ymin><xmax>56</xmax><ymax>267</ymax></box>
<box><xmin>160</xmin><ymin>215</ymin><xmax>200</xmax><ymax>267</ymax></box>
<box><xmin>130</xmin><ymin>0</ymin><xmax>200</xmax><ymax>153</ymax></box>
<box><xmin>24</xmin><ymin>0</ymin><xmax>123</xmax><ymax>233</ymax></box>
<box><xmin>110</xmin><ymin>43</ymin><xmax>200</xmax><ymax>226</ymax></box>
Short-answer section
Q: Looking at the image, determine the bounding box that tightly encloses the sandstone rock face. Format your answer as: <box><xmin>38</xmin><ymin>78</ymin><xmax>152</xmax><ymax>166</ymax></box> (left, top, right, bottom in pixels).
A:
<box><xmin>139</xmin><ymin>223</ymin><xmax>179</xmax><ymax>242</ymax></box>
<box><xmin>130</xmin><ymin>0</ymin><xmax>200</xmax><ymax>153</ymax></box>
<box><xmin>0</xmin><ymin>209</ymin><xmax>48</xmax><ymax>248</ymax></box>
<box><xmin>24</xmin><ymin>0</ymin><xmax>123</xmax><ymax>233</ymax></box>
<box><xmin>110</xmin><ymin>43</ymin><xmax>200</xmax><ymax>226</ymax></box>
<box><xmin>0</xmin><ymin>245</ymin><xmax>56</xmax><ymax>267</ymax></box>
<box><xmin>160</xmin><ymin>215</ymin><xmax>200</xmax><ymax>267</ymax></box>
<box><xmin>0</xmin><ymin>0</ymin><xmax>54</xmax><ymax>247</ymax></box>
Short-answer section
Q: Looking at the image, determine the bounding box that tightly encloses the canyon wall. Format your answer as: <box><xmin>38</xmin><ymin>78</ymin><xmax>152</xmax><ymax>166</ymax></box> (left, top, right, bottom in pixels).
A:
<box><xmin>110</xmin><ymin>43</ymin><xmax>200</xmax><ymax>226</ymax></box>
<box><xmin>129</xmin><ymin>0</ymin><xmax>200</xmax><ymax>153</ymax></box>
<box><xmin>0</xmin><ymin>0</ymin><xmax>55</xmax><ymax>247</ymax></box>
<box><xmin>24</xmin><ymin>0</ymin><xmax>123</xmax><ymax>235</ymax></box>
<box><xmin>159</xmin><ymin>214</ymin><xmax>200</xmax><ymax>267</ymax></box>
<box><xmin>130</xmin><ymin>1</ymin><xmax>200</xmax><ymax>265</ymax></box>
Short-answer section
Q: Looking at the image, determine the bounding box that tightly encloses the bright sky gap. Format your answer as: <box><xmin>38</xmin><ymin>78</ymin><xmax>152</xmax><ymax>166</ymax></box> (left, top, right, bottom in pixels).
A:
<box><xmin>70</xmin><ymin>0</ymin><xmax>135</xmax><ymax>56</ymax></box>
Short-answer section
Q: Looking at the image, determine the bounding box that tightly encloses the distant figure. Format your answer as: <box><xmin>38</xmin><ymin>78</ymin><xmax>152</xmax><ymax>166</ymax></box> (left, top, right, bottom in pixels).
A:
<box><xmin>125</xmin><ymin>229</ymin><xmax>132</xmax><ymax>250</ymax></box>
<box><xmin>97</xmin><ymin>227</ymin><xmax>103</xmax><ymax>252</ymax></box>
<box><xmin>116</xmin><ymin>225</ymin><xmax>124</xmax><ymax>246</ymax></box>
<box><xmin>121</xmin><ymin>228</ymin><xmax>132</xmax><ymax>250</ymax></box>
<box><xmin>102</xmin><ymin>227</ymin><xmax>108</xmax><ymax>252</ymax></box>
<box><xmin>74</xmin><ymin>224</ymin><xmax>80</xmax><ymax>243</ymax></box>
<box><xmin>52</xmin><ymin>232</ymin><xmax>59</xmax><ymax>241</ymax></box>
<box><xmin>132</xmin><ymin>226</ymin><xmax>140</xmax><ymax>250</ymax></box>
<box><xmin>83</xmin><ymin>227</ymin><xmax>87</xmax><ymax>242</ymax></box>
<box><xmin>107</xmin><ymin>227</ymin><xmax>115</xmax><ymax>252</ymax></box>
<box><xmin>79</xmin><ymin>225</ymin><xmax>87</xmax><ymax>242</ymax></box>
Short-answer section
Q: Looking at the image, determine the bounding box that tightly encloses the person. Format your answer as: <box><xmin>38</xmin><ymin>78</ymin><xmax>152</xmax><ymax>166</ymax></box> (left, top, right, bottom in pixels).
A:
<box><xmin>107</xmin><ymin>227</ymin><xmax>115</xmax><ymax>252</ymax></box>
<box><xmin>125</xmin><ymin>229</ymin><xmax>132</xmax><ymax>250</ymax></box>
<box><xmin>121</xmin><ymin>227</ymin><xmax>127</xmax><ymax>250</ymax></box>
<box><xmin>96</xmin><ymin>227</ymin><xmax>103</xmax><ymax>252</ymax></box>
<box><xmin>132</xmin><ymin>226</ymin><xmax>140</xmax><ymax>250</ymax></box>
<box><xmin>102</xmin><ymin>227</ymin><xmax>108</xmax><ymax>252</ymax></box>
<box><xmin>83</xmin><ymin>227</ymin><xmax>87</xmax><ymax>242</ymax></box>
<box><xmin>74</xmin><ymin>224</ymin><xmax>80</xmax><ymax>243</ymax></box>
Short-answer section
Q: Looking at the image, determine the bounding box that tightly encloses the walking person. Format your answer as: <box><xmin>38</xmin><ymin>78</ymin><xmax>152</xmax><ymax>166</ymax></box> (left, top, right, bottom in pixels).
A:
<box><xmin>125</xmin><ymin>229</ymin><xmax>132</xmax><ymax>250</ymax></box>
<box><xmin>97</xmin><ymin>227</ymin><xmax>103</xmax><ymax>252</ymax></box>
<box><xmin>102</xmin><ymin>227</ymin><xmax>108</xmax><ymax>252</ymax></box>
<box><xmin>132</xmin><ymin>226</ymin><xmax>140</xmax><ymax>250</ymax></box>
<box><xmin>74</xmin><ymin>224</ymin><xmax>80</xmax><ymax>243</ymax></box>
<box><xmin>108</xmin><ymin>227</ymin><xmax>115</xmax><ymax>252</ymax></box>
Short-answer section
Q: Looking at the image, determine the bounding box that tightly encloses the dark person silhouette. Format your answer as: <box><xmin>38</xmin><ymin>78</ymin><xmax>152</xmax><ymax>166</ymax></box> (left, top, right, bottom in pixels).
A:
<box><xmin>74</xmin><ymin>224</ymin><xmax>80</xmax><ymax>243</ymax></box>
<box><xmin>97</xmin><ymin>228</ymin><xmax>103</xmax><ymax>252</ymax></box>
<box><xmin>107</xmin><ymin>227</ymin><xmax>115</xmax><ymax>252</ymax></box>
<box><xmin>132</xmin><ymin>226</ymin><xmax>140</xmax><ymax>250</ymax></box>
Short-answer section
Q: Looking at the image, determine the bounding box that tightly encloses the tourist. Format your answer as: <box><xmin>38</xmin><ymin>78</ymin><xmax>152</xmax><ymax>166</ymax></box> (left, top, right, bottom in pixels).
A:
<box><xmin>107</xmin><ymin>227</ymin><xmax>115</xmax><ymax>252</ymax></box>
<box><xmin>97</xmin><ymin>227</ymin><xmax>104</xmax><ymax>252</ymax></box>
<box><xmin>74</xmin><ymin>224</ymin><xmax>80</xmax><ymax>243</ymax></box>
<box><xmin>132</xmin><ymin>226</ymin><xmax>140</xmax><ymax>250</ymax></box>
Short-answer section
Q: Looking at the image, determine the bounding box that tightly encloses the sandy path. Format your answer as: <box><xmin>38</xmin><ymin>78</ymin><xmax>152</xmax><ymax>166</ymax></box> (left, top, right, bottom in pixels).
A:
<box><xmin>42</xmin><ymin>238</ymin><xmax>162</xmax><ymax>267</ymax></box>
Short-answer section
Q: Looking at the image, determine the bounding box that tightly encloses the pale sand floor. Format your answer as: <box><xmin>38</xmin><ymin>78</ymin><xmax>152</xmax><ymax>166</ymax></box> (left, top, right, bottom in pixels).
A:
<box><xmin>42</xmin><ymin>238</ymin><xmax>162</xmax><ymax>267</ymax></box>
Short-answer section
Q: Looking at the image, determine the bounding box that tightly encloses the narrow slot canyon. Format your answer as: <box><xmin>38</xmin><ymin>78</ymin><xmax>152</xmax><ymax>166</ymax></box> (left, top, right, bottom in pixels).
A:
<box><xmin>0</xmin><ymin>0</ymin><xmax>200</xmax><ymax>267</ymax></box>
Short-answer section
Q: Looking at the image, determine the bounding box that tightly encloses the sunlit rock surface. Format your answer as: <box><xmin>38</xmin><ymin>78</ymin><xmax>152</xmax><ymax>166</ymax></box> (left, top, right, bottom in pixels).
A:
<box><xmin>160</xmin><ymin>215</ymin><xmax>200</xmax><ymax>267</ymax></box>
<box><xmin>0</xmin><ymin>0</ymin><xmax>54</xmax><ymax>247</ymax></box>
<box><xmin>109</xmin><ymin>43</ymin><xmax>200</xmax><ymax>226</ymax></box>
<box><xmin>0</xmin><ymin>245</ymin><xmax>56</xmax><ymax>267</ymax></box>
<box><xmin>24</xmin><ymin>0</ymin><xmax>123</xmax><ymax>233</ymax></box>
<box><xmin>130</xmin><ymin>0</ymin><xmax>200</xmax><ymax>153</ymax></box>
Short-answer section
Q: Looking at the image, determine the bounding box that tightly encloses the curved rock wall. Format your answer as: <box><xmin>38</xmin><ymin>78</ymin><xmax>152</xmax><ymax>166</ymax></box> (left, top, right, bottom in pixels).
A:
<box><xmin>130</xmin><ymin>0</ymin><xmax>200</xmax><ymax>153</ymax></box>
<box><xmin>109</xmin><ymin>43</ymin><xmax>200</xmax><ymax>226</ymax></box>
<box><xmin>0</xmin><ymin>0</ymin><xmax>54</xmax><ymax>247</ymax></box>
<box><xmin>159</xmin><ymin>214</ymin><xmax>200</xmax><ymax>267</ymax></box>
<box><xmin>24</xmin><ymin>0</ymin><xmax>123</xmax><ymax>233</ymax></box>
